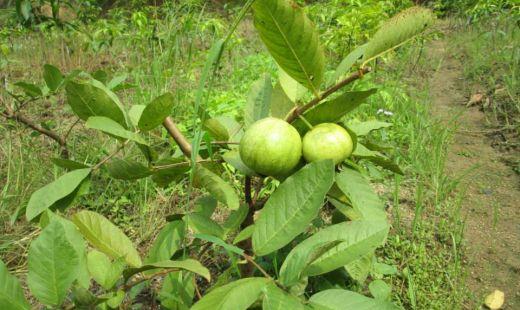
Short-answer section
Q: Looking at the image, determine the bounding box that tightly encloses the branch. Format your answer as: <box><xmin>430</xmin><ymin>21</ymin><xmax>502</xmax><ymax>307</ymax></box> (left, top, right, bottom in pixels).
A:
<box><xmin>285</xmin><ymin>67</ymin><xmax>371</xmax><ymax>123</ymax></box>
<box><xmin>163</xmin><ymin>116</ymin><xmax>193</xmax><ymax>157</ymax></box>
<box><xmin>121</xmin><ymin>268</ymin><xmax>179</xmax><ymax>292</ymax></box>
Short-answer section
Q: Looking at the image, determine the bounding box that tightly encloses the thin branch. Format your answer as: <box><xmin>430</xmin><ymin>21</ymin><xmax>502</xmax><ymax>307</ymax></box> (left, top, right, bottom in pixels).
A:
<box><xmin>92</xmin><ymin>140</ymin><xmax>130</xmax><ymax>170</ymax></box>
<box><xmin>245</xmin><ymin>176</ymin><xmax>253</xmax><ymax>207</ymax></box>
<box><xmin>121</xmin><ymin>268</ymin><xmax>179</xmax><ymax>292</ymax></box>
<box><xmin>63</xmin><ymin>117</ymin><xmax>81</xmax><ymax>141</ymax></box>
<box><xmin>285</xmin><ymin>67</ymin><xmax>371</xmax><ymax>123</ymax></box>
<box><xmin>163</xmin><ymin>116</ymin><xmax>193</xmax><ymax>157</ymax></box>
<box><xmin>243</xmin><ymin>254</ymin><xmax>271</xmax><ymax>279</ymax></box>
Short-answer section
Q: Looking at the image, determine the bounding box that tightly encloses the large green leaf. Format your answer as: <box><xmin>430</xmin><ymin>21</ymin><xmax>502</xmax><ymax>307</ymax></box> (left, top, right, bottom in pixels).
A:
<box><xmin>43</xmin><ymin>64</ymin><xmax>64</xmax><ymax>92</ymax></box>
<box><xmin>145</xmin><ymin>220</ymin><xmax>185</xmax><ymax>263</ymax></box>
<box><xmin>106</xmin><ymin>158</ymin><xmax>152</xmax><ymax>180</ymax></box>
<box><xmin>279</xmin><ymin>68</ymin><xmax>308</xmax><ymax>103</ymax></box>
<box><xmin>252</xmin><ymin>0</ymin><xmax>325</xmax><ymax>93</ymax></box>
<box><xmin>332</xmin><ymin>44</ymin><xmax>368</xmax><ymax>83</ymax></box>
<box><xmin>252</xmin><ymin>160</ymin><xmax>335</xmax><ymax>256</ymax></box>
<box><xmin>363</xmin><ymin>6</ymin><xmax>434</xmax><ymax>64</ymax></box>
<box><xmin>72</xmin><ymin>210</ymin><xmax>142</xmax><ymax>267</ymax></box>
<box><xmin>347</xmin><ymin>120</ymin><xmax>392</xmax><ymax>136</ymax></box>
<box><xmin>193</xmin><ymin>165</ymin><xmax>240</xmax><ymax>210</ymax></box>
<box><xmin>191</xmin><ymin>277</ymin><xmax>270</xmax><ymax>310</ymax></box>
<box><xmin>262</xmin><ymin>283</ymin><xmax>305</xmax><ymax>310</ymax></box>
<box><xmin>309</xmin><ymin>289</ymin><xmax>399</xmax><ymax>310</ymax></box>
<box><xmin>138</xmin><ymin>93</ymin><xmax>175</xmax><ymax>131</ymax></box>
<box><xmin>292</xmin><ymin>89</ymin><xmax>377</xmax><ymax>132</ymax></box>
<box><xmin>124</xmin><ymin>259</ymin><xmax>210</xmax><ymax>282</ymax></box>
<box><xmin>184</xmin><ymin>213</ymin><xmax>225</xmax><ymax>238</ymax></box>
<box><xmin>335</xmin><ymin>169</ymin><xmax>387</xmax><ymax>220</ymax></box>
<box><xmin>86</xmin><ymin>116</ymin><xmax>148</xmax><ymax>145</ymax></box>
<box><xmin>0</xmin><ymin>259</ymin><xmax>30</xmax><ymax>310</ymax></box>
<box><xmin>65</xmin><ymin>77</ymin><xmax>128</xmax><ymax>127</ymax></box>
<box><xmin>270</xmin><ymin>82</ymin><xmax>295</xmax><ymax>119</ymax></box>
<box><xmin>26</xmin><ymin>168</ymin><xmax>91</xmax><ymax>221</ymax></box>
<box><xmin>86</xmin><ymin>250</ymin><xmax>125</xmax><ymax>290</ymax></box>
<box><xmin>27</xmin><ymin>221</ymin><xmax>79</xmax><ymax>306</ymax></box>
<box><xmin>245</xmin><ymin>74</ymin><xmax>272</xmax><ymax>127</ymax></box>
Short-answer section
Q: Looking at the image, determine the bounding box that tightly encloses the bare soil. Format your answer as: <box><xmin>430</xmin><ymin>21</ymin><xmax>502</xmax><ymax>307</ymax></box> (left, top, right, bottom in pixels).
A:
<box><xmin>428</xmin><ymin>24</ymin><xmax>520</xmax><ymax>309</ymax></box>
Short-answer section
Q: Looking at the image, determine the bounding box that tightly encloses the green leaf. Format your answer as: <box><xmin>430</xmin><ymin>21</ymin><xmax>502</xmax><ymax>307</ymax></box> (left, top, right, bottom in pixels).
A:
<box><xmin>364</xmin><ymin>156</ymin><xmax>404</xmax><ymax>175</ymax></box>
<box><xmin>373</xmin><ymin>262</ymin><xmax>398</xmax><ymax>276</ymax></box>
<box><xmin>203</xmin><ymin>118</ymin><xmax>230</xmax><ymax>141</ymax></box>
<box><xmin>223</xmin><ymin>204</ymin><xmax>249</xmax><ymax>233</ymax></box>
<box><xmin>86</xmin><ymin>116</ymin><xmax>148</xmax><ymax>145</ymax></box>
<box><xmin>194</xmin><ymin>195</ymin><xmax>218</xmax><ymax>218</ymax></box>
<box><xmin>184</xmin><ymin>213</ymin><xmax>225</xmax><ymax>238</ymax></box>
<box><xmin>14</xmin><ymin>82</ymin><xmax>42</xmax><ymax>97</ymax></box>
<box><xmin>138</xmin><ymin>93</ymin><xmax>175</xmax><ymax>131</ymax></box>
<box><xmin>253</xmin><ymin>160</ymin><xmax>335</xmax><ymax>256</ymax></box>
<box><xmin>128</xmin><ymin>105</ymin><xmax>146</xmax><ymax>127</ymax></box>
<box><xmin>191</xmin><ymin>277</ymin><xmax>270</xmax><ymax>310</ymax></box>
<box><xmin>252</xmin><ymin>0</ymin><xmax>325</xmax><ymax>93</ymax></box>
<box><xmin>106</xmin><ymin>74</ymin><xmax>128</xmax><ymax>90</ymax></box>
<box><xmin>270</xmin><ymin>82</ymin><xmax>295</xmax><ymax>119</ymax></box>
<box><xmin>233</xmin><ymin>225</ymin><xmax>255</xmax><ymax>245</ymax></box>
<box><xmin>106</xmin><ymin>158</ymin><xmax>152</xmax><ymax>180</ymax></box>
<box><xmin>51</xmin><ymin>158</ymin><xmax>90</xmax><ymax>170</ymax></box>
<box><xmin>66</xmin><ymin>77</ymin><xmax>128</xmax><ymax>128</ymax></box>
<box><xmin>292</xmin><ymin>89</ymin><xmax>377</xmax><ymax>133</ymax></box>
<box><xmin>194</xmin><ymin>234</ymin><xmax>244</xmax><ymax>256</ymax></box>
<box><xmin>353</xmin><ymin>143</ymin><xmax>382</xmax><ymax>158</ymax></box>
<box><xmin>332</xmin><ymin>44</ymin><xmax>367</xmax><ymax>83</ymax></box>
<box><xmin>193</xmin><ymin>165</ymin><xmax>240</xmax><ymax>210</ymax></box>
<box><xmin>87</xmin><ymin>250</ymin><xmax>125</xmax><ymax>290</ymax></box>
<box><xmin>335</xmin><ymin>169</ymin><xmax>387</xmax><ymax>220</ymax></box>
<box><xmin>106</xmin><ymin>290</ymin><xmax>125</xmax><ymax>308</ymax></box>
<box><xmin>124</xmin><ymin>259</ymin><xmax>210</xmax><ymax>282</ymax></box>
<box><xmin>27</xmin><ymin>221</ymin><xmax>79</xmax><ymax>306</ymax></box>
<box><xmin>347</xmin><ymin>120</ymin><xmax>392</xmax><ymax>136</ymax></box>
<box><xmin>309</xmin><ymin>289</ymin><xmax>399</xmax><ymax>310</ymax></box>
<box><xmin>151</xmin><ymin>157</ymin><xmax>190</xmax><ymax>187</ymax></box>
<box><xmin>43</xmin><ymin>64</ymin><xmax>63</xmax><ymax>92</ymax></box>
<box><xmin>262</xmin><ymin>283</ymin><xmax>305</xmax><ymax>310</ymax></box>
<box><xmin>223</xmin><ymin>149</ymin><xmax>258</xmax><ymax>176</ymax></box>
<box><xmin>369</xmin><ymin>280</ymin><xmax>391</xmax><ymax>300</ymax></box>
<box><xmin>279</xmin><ymin>68</ymin><xmax>307</xmax><ymax>103</ymax></box>
<box><xmin>160</xmin><ymin>271</ymin><xmax>195</xmax><ymax>309</ymax></box>
<box><xmin>72</xmin><ymin>210</ymin><xmax>142</xmax><ymax>267</ymax></box>
<box><xmin>363</xmin><ymin>6</ymin><xmax>434</xmax><ymax>63</ymax></box>
<box><xmin>344</xmin><ymin>252</ymin><xmax>373</xmax><ymax>283</ymax></box>
<box><xmin>26</xmin><ymin>168</ymin><xmax>91</xmax><ymax>221</ymax></box>
<box><xmin>145</xmin><ymin>220</ymin><xmax>185</xmax><ymax>263</ymax></box>
<box><xmin>245</xmin><ymin>74</ymin><xmax>272</xmax><ymax>127</ymax></box>
<box><xmin>0</xmin><ymin>259</ymin><xmax>30</xmax><ymax>310</ymax></box>
<box><xmin>91</xmin><ymin>70</ymin><xmax>108</xmax><ymax>84</ymax></box>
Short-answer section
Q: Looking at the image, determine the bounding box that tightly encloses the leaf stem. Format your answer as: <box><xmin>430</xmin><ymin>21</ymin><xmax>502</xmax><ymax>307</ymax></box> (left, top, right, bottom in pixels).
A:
<box><xmin>298</xmin><ymin>114</ymin><xmax>314</xmax><ymax>130</ymax></box>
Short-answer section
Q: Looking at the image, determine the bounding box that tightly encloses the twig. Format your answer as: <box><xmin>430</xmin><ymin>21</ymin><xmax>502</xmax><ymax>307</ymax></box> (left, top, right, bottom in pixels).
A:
<box><xmin>63</xmin><ymin>118</ymin><xmax>81</xmax><ymax>141</ymax></box>
<box><xmin>245</xmin><ymin>176</ymin><xmax>253</xmax><ymax>207</ymax></box>
<box><xmin>152</xmin><ymin>159</ymin><xmax>220</xmax><ymax>171</ymax></box>
<box><xmin>285</xmin><ymin>67</ymin><xmax>371</xmax><ymax>123</ymax></box>
<box><xmin>121</xmin><ymin>268</ymin><xmax>179</xmax><ymax>291</ymax></box>
<box><xmin>243</xmin><ymin>254</ymin><xmax>271</xmax><ymax>279</ymax></box>
<box><xmin>92</xmin><ymin>140</ymin><xmax>130</xmax><ymax>170</ymax></box>
<box><xmin>163</xmin><ymin>116</ymin><xmax>193</xmax><ymax>157</ymax></box>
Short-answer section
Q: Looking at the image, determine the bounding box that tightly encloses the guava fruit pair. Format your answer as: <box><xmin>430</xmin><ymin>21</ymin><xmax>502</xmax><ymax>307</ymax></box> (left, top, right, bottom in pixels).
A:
<box><xmin>239</xmin><ymin>117</ymin><xmax>353</xmax><ymax>177</ymax></box>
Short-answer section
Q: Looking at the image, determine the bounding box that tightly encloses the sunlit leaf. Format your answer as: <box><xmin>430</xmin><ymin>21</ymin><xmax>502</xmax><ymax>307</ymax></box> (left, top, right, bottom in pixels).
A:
<box><xmin>124</xmin><ymin>259</ymin><xmax>210</xmax><ymax>282</ymax></box>
<box><xmin>145</xmin><ymin>220</ymin><xmax>185</xmax><ymax>263</ymax></box>
<box><xmin>184</xmin><ymin>213</ymin><xmax>224</xmax><ymax>238</ymax></box>
<box><xmin>309</xmin><ymin>289</ymin><xmax>400</xmax><ymax>310</ymax></box>
<box><xmin>0</xmin><ymin>259</ymin><xmax>30</xmax><ymax>310</ymax></box>
<box><xmin>262</xmin><ymin>282</ymin><xmax>305</xmax><ymax>310</ymax></box>
<box><xmin>279</xmin><ymin>68</ymin><xmax>307</xmax><ymax>103</ymax></box>
<box><xmin>86</xmin><ymin>116</ymin><xmax>148</xmax><ymax>145</ymax></box>
<box><xmin>332</xmin><ymin>44</ymin><xmax>367</xmax><ymax>83</ymax></box>
<box><xmin>193</xmin><ymin>165</ymin><xmax>240</xmax><ymax>210</ymax></box>
<box><xmin>270</xmin><ymin>82</ymin><xmax>295</xmax><ymax>119</ymax></box>
<box><xmin>369</xmin><ymin>280</ymin><xmax>391</xmax><ymax>300</ymax></box>
<box><xmin>347</xmin><ymin>120</ymin><xmax>392</xmax><ymax>136</ymax></box>
<box><xmin>87</xmin><ymin>250</ymin><xmax>125</xmax><ymax>290</ymax></box>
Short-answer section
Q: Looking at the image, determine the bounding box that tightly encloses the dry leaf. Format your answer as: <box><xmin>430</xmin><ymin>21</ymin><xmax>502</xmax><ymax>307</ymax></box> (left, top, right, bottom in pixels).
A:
<box><xmin>484</xmin><ymin>289</ymin><xmax>505</xmax><ymax>309</ymax></box>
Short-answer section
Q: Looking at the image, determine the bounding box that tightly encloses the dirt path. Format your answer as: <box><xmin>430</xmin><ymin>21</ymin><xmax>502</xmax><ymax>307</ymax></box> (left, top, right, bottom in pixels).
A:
<box><xmin>427</xmin><ymin>25</ymin><xmax>520</xmax><ymax>308</ymax></box>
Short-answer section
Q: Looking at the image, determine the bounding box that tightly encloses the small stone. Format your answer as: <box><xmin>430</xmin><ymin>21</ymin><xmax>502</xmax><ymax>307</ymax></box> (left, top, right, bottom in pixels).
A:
<box><xmin>484</xmin><ymin>290</ymin><xmax>505</xmax><ymax>309</ymax></box>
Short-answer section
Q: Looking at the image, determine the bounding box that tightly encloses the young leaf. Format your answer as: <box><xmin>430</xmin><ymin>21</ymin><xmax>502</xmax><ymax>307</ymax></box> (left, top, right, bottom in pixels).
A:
<box><xmin>191</xmin><ymin>277</ymin><xmax>270</xmax><ymax>310</ymax></box>
<box><xmin>194</xmin><ymin>234</ymin><xmax>244</xmax><ymax>256</ymax></box>
<box><xmin>87</xmin><ymin>250</ymin><xmax>125</xmax><ymax>290</ymax></box>
<box><xmin>335</xmin><ymin>169</ymin><xmax>387</xmax><ymax>220</ymax></box>
<box><xmin>124</xmin><ymin>259</ymin><xmax>210</xmax><ymax>282</ymax></box>
<box><xmin>14</xmin><ymin>82</ymin><xmax>42</xmax><ymax>97</ymax></box>
<box><xmin>262</xmin><ymin>282</ymin><xmax>306</xmax><ymax>310</ymax></box>
<box><xmin>252</xmin><ymin>0</ymin><xmax>325</xmax><ymax>93</ymax></box>
<box><xmin>193</xmin><ymin>165</ymin><xmax>240</xmax><ymax>210</ymax></box>
<box><xmin>0</xmin><ymin>259</ymin><xmax>30</xmax><ymax>310</ymax></box>
<box><xmin>72</xmin><ymin>210</ymin><xmax>142</xmax><ymax>267</ymax></box>
<box><xmin>310</xmin><ymin>289</ymin><xmax>399</xmax><ymax>310</ymax></box>
<box><xmin>26</xmin><ymin>168</ymin><xmax>91</xmax><ymax>221</ymax></box>
<box><xmin>270</xmin><ymin>82</ymin><xmax>295</xmax><ymax>119</ymax></box>
<box><xmin>106</xmin><ymin>158</ymin><xmax>152</xmax><ymax>180</ymax></box>
<box><xmin>43</xmin><ymin>64</ymin><xmax>63</xmax><ymax>92</ymax></box>
<box><xmin>245</xmin><ymin>74</ymin><xmax>272</xmax><ymax>127</ymax></box>
<box><xmin>128</xmin><ymin>105</ymin><xmax>146</xmax><ymax>127</ymax></box>
<box><xmin>363</xmin><ymin>6</ymin><xmax>434</xmax><ymax>64</ymax></box>
<box><xmin>184</xmin><ymin>213</ymin><xmax>225</xmax><ymax>238</ymax></box>
<box><xmin>233</xmin><ymin>225</ymin><xmax>255</xmax><ymax>245</ymax></box>
<box><xmin>145</xmin><ymin>220</ymin><xmax>185</xmax><ymax>263</ymax></box>
<box><xmin>292</xmin><ymin>89</ymin><xmax>377</xmax><ymax>132</ymax></box>
<box><xmin>28</xmin><ymin>221</ymin><xmax>79</xmax><ymax>306</ymax></box>
<box><xmin>369</xmin><ymin>279</ymin><xmax>391</xmax><ymax>300</ymax></box>
<box><xmin>138</xmin><ymin>93</ymin><xmax>175</xmax><ymax>131</ymax></box>
<box><xmin>344</xmin><ymin>252</ymin><xmax>373</xmax><ymax>283</ymax></box>
<box><xmin>85</xmin><ymin>116</ymin><xmax>148</xmax><ymax>145</ymax></box>
<box><xmin>223</xmin><ymin>149</ymin><xmax>258</xmax><ymax>176</ymax></box>
<box><xmin>332</xmin><ymin>44</ymin><xmax>368</xmax><ymax>83</ymax></box>
<box><xmin>66</xmin><ymin>77</ymin><xmax>128</xmax><ymax>128</ymax></box>
<box><xmin>347</xmin><ymin>120</ymin><xmax>392</xmax><ymax>136</ymax></box>
<box><xmin>252</xmin><ymin>160</ymin><xmax>335</xmax><ymax>256</ymax></box>
<box><xmin>279</xmin><ymin>68</ymin><xmax>307</xmax><ymax>103</ymax></box>
<box><xmin>106</xmin><ymin>290</ymin><xmax>125</xmax><ymax>309</ymax></box>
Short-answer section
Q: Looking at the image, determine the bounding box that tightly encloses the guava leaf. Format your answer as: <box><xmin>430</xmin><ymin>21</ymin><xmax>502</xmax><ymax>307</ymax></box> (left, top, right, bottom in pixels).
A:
<box><xmin>369</xmin><ymin>279</ymin><xmax>391</xmax><ymax>300</ymax></box>
<box><xmin>43</xmin><ymin>64</ymin><xmax>64</xmax><ymax>92</ymax></box>
<box><xmin>0</xmin><ymin>259</ymin><xmax>30</xmax><ymax>310</ymax></box>
<box><xmin>222</xmin><ymin>149</ymin><xmax>258</xmax><ymax>176</ymax></box>
<box><xmin>347</xmin><ymin>120</ymin><xmax>392</xmax><ymax>136</ymax></box>
<box><xmin>138</xmin><ymin>93</ymin><xmax>175</xmax><ymax>131</ymax></box>
<box><xmin>344</xmin><ymin>252</ymin><xmax>374</xmax><ymax>283</ymax></box>
<box><xmin>309</xmin><ymin>289</ymin><xmax>400</xmax><ymax>310</ymax></box>
<box><xmin>85</xmin><ymin>116</ymin><xmax>148</xmax><ymax>145</ymax></box>
<box><xmin>252</xmin><ymin>0</ymin><xmax>325</xmax><ymax>93</ymax></box>
<box><xmin>262</xmin><ymin>282</ymin><xmax>306</xmax><ymax>310</ymax></box>
<box><xmin>245</xmin><ymin>74</ymin><xmax>272</xmax><ymax>127</ymax></box>
<box><xmin>270</xmin><ymin>82</ymin><xmax>295</xmax><ymax>119</ymax></box>
<box><xmin>193</xmin><ymin>165</ymin><xmax>240</xmax><ymax>210</ymax></box>
<box><xmin>184</xmin><ymin>213</ymin><xmax>225</xmax><ymax>239</ymax></box>
<box><xmin>124</xmin><ymin>259</ymin><xmax>210</xmax><ymax>282</ymax></box>
<box><xmin>194</xmin><ymin>234</ymin><xmax>244</xmax><ymax>256</ymax></box>
<box><xmin>86</xmin><ymin>250</ymin><xmax>125</xmax><ymax>290</ymax></box>
<box><xmin>252</xmin><ymin>160</ymin><xmax>335</xmax><ymax>256</ymax></box>
<box><xmin>279</xmin><ymin>68</ymin><xmax>308</xmax><ymax>103</ymax></box>
<box><xmin>233</xmin><ymin>225</ymin><xmax>255</xmax><ymax>245</ymax></box>
<box><xmin>14</xmin><ymin>82</ymin><xmax>41</xmax><ymax>97</ymax></box>
<box><xmin>332</xmin><ymin>44</ymin><xmax>367</xmax><ymax>83</ymax></box>
<box><xmin>106</xmin><ymin>158</ymin><xmax>152</xmax><ymax>180</ymax></box>
<box><xmin>145</xmin><ymin>220</ymin><xmax>185</xmax><ymax>264</ymax></box>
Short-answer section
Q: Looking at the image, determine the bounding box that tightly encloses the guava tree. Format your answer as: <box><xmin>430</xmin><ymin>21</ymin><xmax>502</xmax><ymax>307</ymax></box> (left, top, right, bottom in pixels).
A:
<box><xmin>0</xmin><ymin>1</ymin><xmax>433</xmax><ymax>309</ymax></box>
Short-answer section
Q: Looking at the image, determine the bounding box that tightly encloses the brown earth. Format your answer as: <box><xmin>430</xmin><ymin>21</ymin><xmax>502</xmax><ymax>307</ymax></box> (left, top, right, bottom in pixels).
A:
<box><xmin>428</xmin><ymin>24</ymin><xmax>520</xmax><ymax>309</ymax></box>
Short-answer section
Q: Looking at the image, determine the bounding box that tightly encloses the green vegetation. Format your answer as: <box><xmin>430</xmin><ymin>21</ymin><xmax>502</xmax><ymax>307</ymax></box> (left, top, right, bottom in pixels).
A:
<box><xmin>0</xmin><ymin>0</ymin><xmax>517</xmax><ymax>309</ymax></box>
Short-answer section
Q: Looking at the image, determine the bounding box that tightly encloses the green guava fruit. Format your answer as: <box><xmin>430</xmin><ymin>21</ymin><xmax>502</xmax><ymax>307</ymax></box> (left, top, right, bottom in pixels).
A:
<box><xmin>239</xmin><ymin>117</ymin><xmax>302</xmax><ymax>177</ymax></box>
<box><xmin>302</xmin><ymin>123</ymin><xmax>353</xmax><ymax>165</ymax></box>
